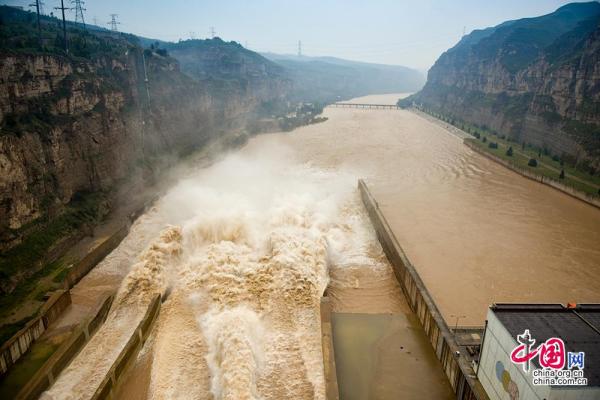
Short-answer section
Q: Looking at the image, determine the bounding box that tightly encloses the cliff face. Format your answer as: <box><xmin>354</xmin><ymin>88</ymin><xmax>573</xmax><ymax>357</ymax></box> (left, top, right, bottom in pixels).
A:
<box><xmin>404</xmin><ymin>2</ymin><xmax>600</xmax><ymax>167</ymax></box>
<box><xmin>0</xmin><ymin>10</ymin><xmax>290</xmax><ymax>292</ymax></box>
<box><xmin>0</xmin><ymin>53</ymin><xmax>131</xmax><ymax>235</ymax></box>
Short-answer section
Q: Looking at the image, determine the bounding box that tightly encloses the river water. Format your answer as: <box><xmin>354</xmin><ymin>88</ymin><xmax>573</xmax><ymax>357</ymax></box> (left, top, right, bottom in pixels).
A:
<box><xmin>272</xmin><ymin>93</ymin><xmax>600</xmax><ymax>326</ymax></box>
<box><xmin>42</xmin><ymin>93</ymin><xmax>600</xmax><ymax>399</ymax></box>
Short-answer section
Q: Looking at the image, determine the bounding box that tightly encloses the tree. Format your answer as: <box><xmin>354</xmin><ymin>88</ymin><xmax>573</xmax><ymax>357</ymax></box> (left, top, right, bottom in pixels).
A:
<box><xmin>528</xmin><ymin>159</ymin><xmax>538</xmax><ymax>167</ymax></box>
<box><xmin>559</xmin><ymin>169</ymin><xmax>565</xmax><ymax>179</ymax></box>
<box><xmin>506</xmin><ymin>146</ymin><xmax>513</xmax><ymax>157</ymax></box>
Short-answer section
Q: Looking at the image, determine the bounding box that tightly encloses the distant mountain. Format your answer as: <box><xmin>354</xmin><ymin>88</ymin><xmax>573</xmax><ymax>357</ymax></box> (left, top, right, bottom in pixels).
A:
<box><xmin>262</xmin><ymin>53</ymin><xmax>425</xmax><ymax>103</ymax></box>
<box><xmin>402</xmin><ymin>2</ymin><xmax>600</xmax><ymax>167</ymax></box>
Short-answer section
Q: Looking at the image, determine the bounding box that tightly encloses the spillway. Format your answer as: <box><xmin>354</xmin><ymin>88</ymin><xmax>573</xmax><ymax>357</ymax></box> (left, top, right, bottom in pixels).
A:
<box><xmin>42</xmin><ymin>93</ymin><xmax>600</xmax><ymax>399</ymax></box>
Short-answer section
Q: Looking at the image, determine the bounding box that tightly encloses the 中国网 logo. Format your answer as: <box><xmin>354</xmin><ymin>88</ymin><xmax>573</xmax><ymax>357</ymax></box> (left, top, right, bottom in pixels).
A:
<box><xmin>510</xmin><ymin>329</ymin><xmax>587</xmax><ymax>386</ymax></box>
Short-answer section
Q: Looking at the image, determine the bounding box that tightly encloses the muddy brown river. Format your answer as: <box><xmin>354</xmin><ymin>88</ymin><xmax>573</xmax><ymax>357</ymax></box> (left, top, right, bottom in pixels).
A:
<box><xmin>270</xmin><ymin>93</ymin><xmax>600</xmax><ymax>326</ymax></box>
<box><xmin>42</xmin><ymin>93</ymin><xmax>600</xmax><ymax>399</ymax></box>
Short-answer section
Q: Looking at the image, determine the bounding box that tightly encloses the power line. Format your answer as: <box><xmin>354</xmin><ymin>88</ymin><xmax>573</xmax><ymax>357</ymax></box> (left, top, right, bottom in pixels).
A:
<box><xmin>71</xmin><ymin>0</ymin><xmax>86</xmax><ymax>30</ymax></box>
<box><xmin>28</xmin><ymin>0</ymin><xmax>43</xmax><ymax>47</ymax></box>
<box><xmin>54</xmin><ymin>0</ymin><xmax>68</xmax><ymax>51</ymax></box>
<box><xmin>108</xmin><ymin>14</ymin><xmax>120</xmax><ymax>32</ymax></box>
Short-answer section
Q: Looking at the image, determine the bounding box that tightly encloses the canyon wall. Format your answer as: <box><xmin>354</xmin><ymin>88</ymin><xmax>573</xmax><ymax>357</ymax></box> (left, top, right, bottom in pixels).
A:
<box><xmin>402</xmin><ymin>2</ymin><xmax>600</xmax><ymax>168</ymax></box>
<box><xmin>0</xmin><ymin>7</ymin><xmax>289</xmax><ymax>291</ymax></box>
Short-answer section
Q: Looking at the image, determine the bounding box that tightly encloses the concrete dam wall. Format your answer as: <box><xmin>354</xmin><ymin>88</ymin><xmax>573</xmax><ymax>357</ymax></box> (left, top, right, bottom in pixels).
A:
<box><xmin>358</xmin><ymin>179</ymin><xmax>489</xmax><ymax>400</ymax></box>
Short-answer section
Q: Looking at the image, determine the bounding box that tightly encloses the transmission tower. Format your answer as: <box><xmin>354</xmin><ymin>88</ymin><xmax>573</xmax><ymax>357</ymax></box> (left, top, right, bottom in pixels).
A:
<box><xmin>108</xmin><ymin>14</ymin><xmax>121</xmax><ymax>32</ymax></box>
<box><xmin>54</xmin><ymin>0</ymin><xmax>68</xmax><ymax>51</ymax></box>
<box><xmin>71</xmin><ymin>0</ymin><xmax>86</xmax><ymax>30</ymax></box>
<box><xmin>209</xmin><ymin>26</ymin><xmax>216</xmax><ymax>38</ymax></box>
<box><xmin>297</xmin><ymin>40</ymin><xmax>302</xmax><ymax>57</ymax></box>
<box><xmin>29</xmin><ymin>0</ymin><xmax>44</xmax><ymax>47</ymax></box>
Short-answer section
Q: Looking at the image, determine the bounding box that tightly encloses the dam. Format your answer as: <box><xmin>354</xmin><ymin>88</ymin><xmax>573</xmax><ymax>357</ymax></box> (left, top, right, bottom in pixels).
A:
<box><xmin>34</xmin><ymin>93</ymin><xmax>600</xmax><ymax>399</ymax></box>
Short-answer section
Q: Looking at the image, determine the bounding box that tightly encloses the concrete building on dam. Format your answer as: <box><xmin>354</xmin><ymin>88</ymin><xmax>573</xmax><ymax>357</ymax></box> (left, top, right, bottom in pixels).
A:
<box><xmin>477</xmin><ymin>304</ymin><xmax>600</xmax><ymax>400</ymax></box>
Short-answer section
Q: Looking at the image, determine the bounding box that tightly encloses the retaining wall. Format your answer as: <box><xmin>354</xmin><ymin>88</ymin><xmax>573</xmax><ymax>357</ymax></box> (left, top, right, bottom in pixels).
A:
<box><xmin>358</xmin><ymin>179</ymin><xmax>489</xmax><ymax>400</ymax></box>
<box><xmin>64</xmin><ymin>225</ymin><xmax>130</xmax><ymax>289</ymax></box>
<box><xmin>464</xmin><ymin>140</ymin><xmax>600</xmax><ymax>209</ymax></box>
<box><xmin>320</xmin><ymin>296</ymin><xmax>339</xmax><ymax>400</ymax></box>
<box><xmin>90</xmin><ymin>294</ymin><xmax>161</xmax><ymax>400</ymax></box>
<box><xmin>0</xmin><ymin>290</ymin><xmax>72</xmax><ymax>377</ymax></box>
<box><xmin>15</xmin><ymin>294</ymin><xmax>114</xmax><ymax>400</ymax></box>
<box><xmin>0</xmin><ymin>189</ymin><xmax>157</xmax><ymax>381</ymax></box>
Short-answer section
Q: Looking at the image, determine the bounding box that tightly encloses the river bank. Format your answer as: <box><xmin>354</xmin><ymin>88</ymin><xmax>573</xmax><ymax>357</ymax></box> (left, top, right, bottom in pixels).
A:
<box><xmin>410</xmin><ymin>107</ymin><xmax>600</xmax><ymax>203</ymax></box>
<box><xmin>464</xmin><ymin>139</ymin><xmax>600</xmax><ymax>209</ymax></box>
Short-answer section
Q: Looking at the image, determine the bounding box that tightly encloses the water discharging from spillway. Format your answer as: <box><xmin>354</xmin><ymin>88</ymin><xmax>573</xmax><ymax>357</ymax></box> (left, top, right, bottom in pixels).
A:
<box><xmin>42</xmin><ymin>93</ymin><xmax>600</xmax><ymax>399</ymax></box>
<box><xmin>43</xmin><ymin>140</ymin><xmax>393</xmax><ymax>400</ymax></box>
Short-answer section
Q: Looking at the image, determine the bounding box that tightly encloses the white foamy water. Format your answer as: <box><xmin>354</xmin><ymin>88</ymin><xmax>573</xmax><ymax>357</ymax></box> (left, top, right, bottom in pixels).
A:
<box><xmin>146</xmin><ymin>146</ymin><xmax>369</xmax><ymax>400</ymax></box>
<box><xmin>45</xmin><ymin>139</ymin><xmax>389</xmax><ymax>400</ymax></box>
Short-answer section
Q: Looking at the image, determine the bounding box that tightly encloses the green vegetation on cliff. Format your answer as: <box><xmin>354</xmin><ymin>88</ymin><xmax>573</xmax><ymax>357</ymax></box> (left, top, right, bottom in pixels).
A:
<box><xmin>401</xmin><ymin>2</ymin><xmax>600</xmax><ymax>170</ymax></box>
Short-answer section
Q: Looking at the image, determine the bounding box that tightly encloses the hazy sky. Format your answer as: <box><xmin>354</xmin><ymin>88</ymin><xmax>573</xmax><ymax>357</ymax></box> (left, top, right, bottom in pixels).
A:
<box><xmin>4</xmin><ymin>0</ymin><xmax>585</xmax><ymax>70</ymax></box>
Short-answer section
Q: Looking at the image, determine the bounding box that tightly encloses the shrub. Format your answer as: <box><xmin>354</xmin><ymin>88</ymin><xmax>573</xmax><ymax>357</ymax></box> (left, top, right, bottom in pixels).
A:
<box><xmin>528</xmin><ymin>158</ymin><xmax>538</xmax><ymax>167</ymax></box>
<box><xmin>552</xmin><ymin>155</ymin><xmax>560</xmax><ymax>162</ymax></box>
<box><xmin>506</xmin><ymin>146</ymin><xmax>513</xmax><ymax>156</ymax></box>
<box><xmin>559</xmin><ymin>169</ymin><xmax>565</xmax><ymax>179</ymax></box>
<box><xmin>488</xmin><ymin>142</ymin><xmax>498</xmax><ymax>149</ymax></box>
<box><xmin>482</xmin><ymin>136</ymin><xmax>487</xmax><ymax>143</ymax></box>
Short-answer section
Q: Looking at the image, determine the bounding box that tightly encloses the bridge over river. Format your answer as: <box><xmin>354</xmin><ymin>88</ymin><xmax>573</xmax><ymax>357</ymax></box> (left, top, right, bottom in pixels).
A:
<box><xmin>329</xmin><ymin>102</ymin><xmax>399</xmax><ymax>110</ymax></box>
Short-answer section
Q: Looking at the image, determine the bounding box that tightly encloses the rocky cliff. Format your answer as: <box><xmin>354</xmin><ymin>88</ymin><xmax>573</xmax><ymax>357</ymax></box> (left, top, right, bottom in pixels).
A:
<box><xmin>402</xmin><ymin>2</ymin><xmax>600</xmax><ymax>169</ymax></box>
<box><xmin>0</xmin><ymin>7</ymin><xmax>289</xmax><ymax>292</ymax></box>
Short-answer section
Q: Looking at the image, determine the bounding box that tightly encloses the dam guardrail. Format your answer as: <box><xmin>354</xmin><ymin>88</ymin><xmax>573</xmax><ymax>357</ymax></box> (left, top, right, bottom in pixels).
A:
<box><xmin>358</xmin><ymin>179</ymin><xmax>489</xmax><ymax>400</ymax></box>
<box><xmin>90</xmin><ymin>294</ymin><xmax>161</xmax><ymax>400</ymax></box>
<box><xmin>15</xmin><ymin>293</ymin><xmax>114</xmax><ymax>400</ymax></box>
<box><xmin>464</xmin><ymin>139</ymin><xmax>600</xmax><ymax>210</ymax></box>
<box><xmin>0</xmin><ymin>289</ymin><xmax>72</xmax><ymax>377</ymax></box>
<box><xmin>0</xmin><ymin>195</ymin><xmax>158</xmax><ymax>380</ymax></box>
